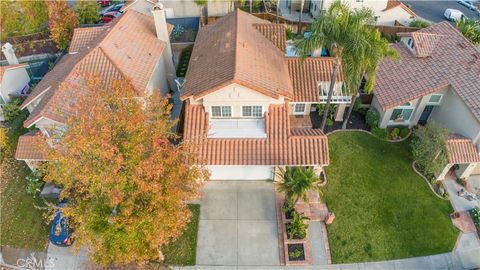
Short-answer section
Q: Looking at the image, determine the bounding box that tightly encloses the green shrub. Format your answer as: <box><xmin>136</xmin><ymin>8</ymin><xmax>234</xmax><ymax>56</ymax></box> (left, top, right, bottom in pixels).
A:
<box><xmin>25</xmin><ymin>170</ymin><xmax>44</xmax><ymax>197</ymax></box>
<box><xmin>286</xmin><ymin>211</ymin><xmax>309</xmax><ymax>239</ymax></box>
<box><xmin>469</xmin><ymin>207</ymin><xmax>480</xmax><ymax>228</ymax></box>
<box><xmin>411</xmin><ymin>122</ymin><xmax>449</xmax><ymax>178</ymax></box>
<box><xmin>289</xmin><ymin>248</ymin><xmax>304</xmax><ymax>259</ymax></box>
<box><xmin>372</xmin><ymin>127</ymin><xmax>388</xmax><ymax>139</ymax></box>
<box><xmin>366</xmin><ymin>108</ymin><xmax>380</xmax><ymax>129</ymax></box>
<box><xmin>389</xmin><ymin>128</ymin><xmax>400</xmax><ymax>139</ymax></box>
<box><xmin>326</xmin><ymin>118</ymin><xmax>334</xmax><ymax>127</ymax></box>
<box><xmin>3</xmin><ymin>99</ymin><xmax>23</xmax><ymax>124</ymax></box>
<box><xmin>409</xmin><ymin>19</ymin><xmax>430</xmax><ymax>28</ymax></box>
<box><xmin>399</xmin><ymin>127</ymin><xmax>410</xmax><ymax>138</ymax></box>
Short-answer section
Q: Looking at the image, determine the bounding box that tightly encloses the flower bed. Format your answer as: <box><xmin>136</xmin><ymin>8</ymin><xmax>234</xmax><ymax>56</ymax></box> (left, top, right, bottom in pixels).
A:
<box><xmin>469</xmin><ymin>207</ymin><xmax>480</xmax><ymax>235</ymax></box>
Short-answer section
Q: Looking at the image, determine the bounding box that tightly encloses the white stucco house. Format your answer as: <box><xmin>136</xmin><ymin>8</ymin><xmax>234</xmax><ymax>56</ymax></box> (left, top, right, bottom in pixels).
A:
<box><xmin>15</xmin><ymin>4</ymin><xmax>176</xmax><ymax>169</ymax></box>
<box><xmin>180</xmin><ymin>9</ymin><xmax>354</xmax><ymax>180</ymax></box>
<box><xmin>372</xmin><ymin>21</ymin><xmax>480</xmax><ymax>181</ymax></box>
<box><xmin>309</xmin><ymin>0</ymin><xmax>417</xmax><ymax>26</ymax></box>
<box><xmin>0</xmin><ymin>43</ymin><xmax>30</xmax><ymax>121</ymax></box>
<box><xmin>122</xmin><ymin>0</ymin><xmax>232</xmax><ymax>19</ymax></box>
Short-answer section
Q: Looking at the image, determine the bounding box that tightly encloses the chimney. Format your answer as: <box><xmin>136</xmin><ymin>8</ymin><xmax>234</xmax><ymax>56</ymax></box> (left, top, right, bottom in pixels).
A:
<box><xmin>151</xmin><ymin>4</ymin><xmax>176</xmax><ymax>89</ymax></box>
<box><xmin>2</xmin><ymin>43</ymin><xmax>19</xmax><ymax>65</ymax></box>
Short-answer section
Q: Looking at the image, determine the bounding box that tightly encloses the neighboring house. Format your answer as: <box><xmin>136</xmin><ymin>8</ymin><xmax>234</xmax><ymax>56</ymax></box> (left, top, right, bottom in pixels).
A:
<box><xmin>15</xmin><ymin>5</ymin><xmax>176</xmax><ymax>170</ymax></box>
<box><xmin>372</xmin><ymin>21</ymin><xmax>480</xmax><ymax>181</ymax></box>
<box><xmin>180</xmin><ymin>9</ymin><xmax>351</xmax><ymax>180</ymax></box>
<box><xmin>0</xmin><ymin>43</ymin><xmax>30</xmax><ymax>121</ymax></box>
<box><xmin>309</xmin><ymin>0</ymin><xmax>417</xmax><ymax>26</ymax></box>
<box><xmin>122</xmin><ymin>0</ymin><xmax>232</xmax><ymax>18</ymax></box>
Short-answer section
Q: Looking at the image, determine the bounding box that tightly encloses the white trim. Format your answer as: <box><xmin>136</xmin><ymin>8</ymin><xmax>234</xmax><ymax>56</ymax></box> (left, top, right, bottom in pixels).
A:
<box><xmin>388</xmin><ymin>104</ymin><xmax>415</xmax><ymax>124</ymax></box>
<box><xmin>20</xmin><ymin>86</ymin><xmax>51</xmax><ymax>110</ymax></box>
<box><xmin>241</xmin><ymin>105</ymin><xmax>263</xmax><ymax>118</ymax></box>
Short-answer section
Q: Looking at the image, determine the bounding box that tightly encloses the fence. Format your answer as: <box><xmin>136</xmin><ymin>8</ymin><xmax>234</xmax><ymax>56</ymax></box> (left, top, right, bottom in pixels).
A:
<box><xmin>208</xmin><ymin>12</ymin><xmax>308</xmax><ymax>33</ymax></box>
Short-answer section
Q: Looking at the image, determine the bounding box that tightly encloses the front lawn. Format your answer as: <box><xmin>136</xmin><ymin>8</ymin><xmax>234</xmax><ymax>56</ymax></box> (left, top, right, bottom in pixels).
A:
<box><xmin>163</xmin><ymin>204</ymin><xmax>200</xmax><ymax>265</ymax></box>
<box><xmin>324</xmin><ymin>132</ymin><xmax>458</xmax><ymax>263</ymax></box>
<box><xmin>0</xmin><ymin>111</ymin><xmax>50</xmax><ymax>251</ymax></box>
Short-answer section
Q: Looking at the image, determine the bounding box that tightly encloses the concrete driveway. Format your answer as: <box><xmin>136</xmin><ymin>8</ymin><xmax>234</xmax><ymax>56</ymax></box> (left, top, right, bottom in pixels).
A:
<box><xmin>196</xmin><ymin>181</ymin><xmax>280</xmax><ymax>266</ymax></box>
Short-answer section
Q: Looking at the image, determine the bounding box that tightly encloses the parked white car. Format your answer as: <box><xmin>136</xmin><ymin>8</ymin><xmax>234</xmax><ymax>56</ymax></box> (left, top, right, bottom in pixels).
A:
<box><xmin>457</xmin><ymin>0</ymin><xmax>478</xmax><ymax>11</ymax></box>
<box><xmin>444</xmin><ymin>8</ymin><xmax>467</xmax><ymax>21</ymax></box>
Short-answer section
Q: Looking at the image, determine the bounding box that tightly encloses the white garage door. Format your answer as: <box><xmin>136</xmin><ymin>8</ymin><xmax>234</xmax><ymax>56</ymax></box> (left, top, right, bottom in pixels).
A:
<box><xmin>208</xmin><ymin>166</ymin><xmax>274</xmax><ymax>180</ymax></box>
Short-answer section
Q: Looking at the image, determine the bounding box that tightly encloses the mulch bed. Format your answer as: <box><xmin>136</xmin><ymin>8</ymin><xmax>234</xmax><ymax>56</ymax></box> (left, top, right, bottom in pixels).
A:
<box><xmin>310</xmin><ymin>110</ymin><xmax>368</xmax><ymax>133</ymax></box>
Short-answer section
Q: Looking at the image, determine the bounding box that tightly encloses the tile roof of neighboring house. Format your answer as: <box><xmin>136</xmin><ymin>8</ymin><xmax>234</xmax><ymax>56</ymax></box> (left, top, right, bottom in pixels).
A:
<box><xmin>383</xmin><ymin>0</ymin><xmax>417</xmax><ymax>17</ymax></box>
<box><xmin>374</xmin><ymin>22</ymin><xmax>480</xmax><ymax>121</ymax></box>
<box><xmin>15</xmin><ymin>130</ymin><xmax>48</xmax><ymax>160</ymax></box>
<box><xmin>181</xmin><ymin>9</ymin><xmax>294</xmax><ymax>101</ymax></box>
<box><xmin>69</xmin><ymin>26</ymin><xmax>107</xmax><ymax>53</ymax></box>
<box><xmin>287</xmin><ymin>57</ymin><xmax>344</xmax><ymax>102</ymax></box>
<box><xmin>446</xmin><ymin>135</ymin><xmax>480</xmax><ymax>164</ymax></box>
<box><xmin>253</xmin><ymin>24</ymin><xmax>287</xmax><ymax>52</ymax></box>
<box><xmin>398</xmin><ymin>31</ymin><xmax>443</xmax><ymax>57</ymax></box>
<box><xmin>21</xmin><ymin>10</ymin><xmax>168</xmax><ymax>127</ymax></box>
<box><xmin>0</xmin><ymin>64</ymin><xmax>28</xmax><ymax>82</ymax></box>
<box><xmin>183</xmin><ymin>103</ymin><xmax>329</xmax><ymax>166</ymax></box>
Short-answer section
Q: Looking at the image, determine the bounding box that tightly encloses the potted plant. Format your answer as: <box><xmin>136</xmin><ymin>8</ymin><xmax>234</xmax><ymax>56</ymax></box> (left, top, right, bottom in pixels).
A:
<box><xmin>287</xmin><ymin>243</ymin><xmax>305</xmax><ymax>261</ymax></box>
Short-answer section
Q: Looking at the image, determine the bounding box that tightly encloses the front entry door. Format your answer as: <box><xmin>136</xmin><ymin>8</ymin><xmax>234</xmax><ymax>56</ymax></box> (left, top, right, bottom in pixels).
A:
<box><xmin>418</xmin><ymin>105</ymin><xmax>434</xmax><ymax>125</ymax></box>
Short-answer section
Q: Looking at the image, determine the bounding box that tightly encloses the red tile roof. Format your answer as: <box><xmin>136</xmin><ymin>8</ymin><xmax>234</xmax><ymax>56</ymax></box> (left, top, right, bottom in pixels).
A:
<box><xmin>181</xmin><ymin>9</ymin><xmax>294</xmax><ymax>101</ymax></box>
<box><xmin>398</xmin><ymin>31</ymin><xmax>443</xmax><ymax>57</ymax></box>
<box><xmin>69</xmin><ymin>26</ymin><xmax>107</xmax><ymax>53</ymax></box>
<box><xmin>15</xmin><ymin>130</ymin><xmax>48</xmax><ymax>160</ymax></box>
<box><xmin>287</xmin><ymin>57</ymin><xmax>344</xmax><ymax>102</ymax></box>
<box><xmin>374</xmin><ymin>22</ymin><xmax>480</xmax><ymax>121</ymax></box>
<box><xmin>446</xmin><ymin>135</ymin><xmax>480</xmax><ymax>164</ymax></box>
<box><xmin>21</xmin><ymin>10</ymin><xmax>168</xmax><ymax>127</ymax></box>
<box><xmin>183</xmin><ymin>103</ymin><xmax>329</xmax><ymax>166</ymax></box>
<box><xmin>383</xmin><ymin>0</ymin><xmax>417</xmax><ymax>17</ymax></box>
<box><xmin>0</xmin><ymin>64</ymin><xmax>28</xmax><ymax>82</ymax></box>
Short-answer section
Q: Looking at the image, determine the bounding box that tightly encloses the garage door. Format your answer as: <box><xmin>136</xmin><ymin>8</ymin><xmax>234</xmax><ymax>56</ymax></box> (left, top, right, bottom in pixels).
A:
<box><xmin>208</xmin><ymin>166</ymin><xmax>274</xmax><ymax>180</ymax></box>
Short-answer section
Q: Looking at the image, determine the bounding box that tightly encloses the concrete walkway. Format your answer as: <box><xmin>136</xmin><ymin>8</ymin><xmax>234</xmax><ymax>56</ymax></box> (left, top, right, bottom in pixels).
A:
<box><xmin>173</xmin><ymin>252</ymin><xmax>464</xmax><ymax>270</ymax></box>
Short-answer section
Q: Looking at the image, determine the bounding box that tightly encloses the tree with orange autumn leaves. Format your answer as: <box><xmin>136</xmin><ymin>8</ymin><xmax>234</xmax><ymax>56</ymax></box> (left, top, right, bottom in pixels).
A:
<box><xmin>47</xmin><ymin>0</ymin><xmax>79</xmax><ymax>50</ymax></box>
<box><xmin>41</xmin><ymin>76</ymin><xmax>208</xmax><ymax>265</ymax></box>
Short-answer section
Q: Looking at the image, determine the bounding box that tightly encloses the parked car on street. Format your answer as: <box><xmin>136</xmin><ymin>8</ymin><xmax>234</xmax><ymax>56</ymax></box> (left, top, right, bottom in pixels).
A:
<box><xmin>100</xmin><ymin>3</ymin><xmax>125</xmax><ymax>15</ymax></box>
<box><xmin>457</xmin><ymin>0</ymin><xmax>478</xmax><ymax>11</ymax></box>
<box><xmin>101</xmin><ymin>11</ymin><xmax>122</xmax><ymax>23</ymax></box>
<box><xmin>444</xmin><ymin>8</ymin><xmax>467</xmax><ymax>21</ymax></box>
<box><xmin>49</xmin><ymin>202</ymin><xmax>73</xmax><ymax>247</ymax></box>
<box><xmin>97</xmin><ymin>0</ymin><xmax>110</xmax><ymax>7</ymax></box>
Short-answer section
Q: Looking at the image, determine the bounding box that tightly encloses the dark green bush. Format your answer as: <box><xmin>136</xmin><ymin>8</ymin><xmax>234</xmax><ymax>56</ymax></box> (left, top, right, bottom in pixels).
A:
<box><xmin>399</xmin><ymin>127</ymin><xmax>410</xmax><ymax>138</ymax></box>
<box><xmin>3</xmin><ymin>99</ymin><xmax>23</xmax><ymax>124</ymax></box>
<box><xmin>366</xmin><ymin>108</ymin><xmax>380</xmax><ymax>129</ymax></box>
<box><xmin>372</xmin><ymin>127</ymin><xmax>388</xmax><ymax>139</ymax></box>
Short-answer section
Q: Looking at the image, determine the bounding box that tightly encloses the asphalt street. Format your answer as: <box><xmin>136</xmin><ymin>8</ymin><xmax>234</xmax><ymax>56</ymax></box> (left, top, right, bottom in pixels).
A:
<box><xmin>403</xmin><ymin>0</ymin><xmax>480</xmax><ymax>23</ymax></box>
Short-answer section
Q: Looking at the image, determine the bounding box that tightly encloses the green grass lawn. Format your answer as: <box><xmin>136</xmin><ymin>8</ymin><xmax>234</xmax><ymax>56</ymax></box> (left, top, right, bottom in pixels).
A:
<box><xmin>0</xmin><ymin>110</ymin><xmax>50</xmax><ymax>251</ymax></box>
<box><xmin>163</xmin><ymin>204</ymin><xmax>200</xmax><ymax>266</ymax></box>
<box><xmin>324</xmin><ymin>132</ymin><xmax>458</xmax><ymax>263</ymax></box>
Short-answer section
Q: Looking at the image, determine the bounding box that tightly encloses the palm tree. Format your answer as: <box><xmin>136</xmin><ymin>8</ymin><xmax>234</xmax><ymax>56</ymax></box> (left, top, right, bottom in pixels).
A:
<box><xmin>277</xmin><ymin>167</ymin><xmax>320</xmax><ymax>205</ymax></box>
<box><xmin>296</xmin><ymin>1</ymin><xmax>375</xmax><ymax>131</ymax></box>
<box><xmin>342</xmin><ymin>29</ymin><xmax>399</xmax><ymax>129</ymax></box>
<box><xmin>194</xmin><ymin>0</ymin><xmax>209</xmax><ymax>25</ymax></box>
<box><xmin>456</xmin><ymin>17</ymin><xmax>480</xmax><ymax>45</ymax></box>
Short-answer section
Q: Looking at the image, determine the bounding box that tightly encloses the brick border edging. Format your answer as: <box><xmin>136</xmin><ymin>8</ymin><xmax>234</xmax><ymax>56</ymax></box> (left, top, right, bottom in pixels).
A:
<box><xmin>326</xmin><ymin>129</ymin><xmax>412</xmax><ymax>143</ymax></box>
<box><xmin>274</xmin><ymin>185</ymin><xmax>286</xmax><ymax>265</ymax></box>
<box><xmin>411</xmin><ymin>161</ymin><xmax>449</xmax><ymax>200</ymax></box>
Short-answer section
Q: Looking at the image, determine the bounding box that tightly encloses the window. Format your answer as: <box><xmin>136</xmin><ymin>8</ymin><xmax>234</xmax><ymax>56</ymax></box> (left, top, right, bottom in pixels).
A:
<box><xmin>428</xmin><ymin>94</ymin><xmax>443</xmax><ymax>105</ymax></box>
<box><xmin>211</xmin><ymin>106</ymin><xmax>232</xmax><ymax>118</ymax></box>
<box><xmin>407</xmin><ymin>38</ymin><xmax>412</xmax><ymax>46</ymax></box>
<box><xmin>242</xmin><ymin>106</ymin><xmax>263</xmax><ymax>118</ymax></box>
<box><xmin>294</xmin><ymin>104</ymin><xmax>306</xmax><ymax>115</ymax></box>
<box><xmin>390</xmin><ymin>102</ymin><xmax>414</xmax><ymax>122</ymax></box>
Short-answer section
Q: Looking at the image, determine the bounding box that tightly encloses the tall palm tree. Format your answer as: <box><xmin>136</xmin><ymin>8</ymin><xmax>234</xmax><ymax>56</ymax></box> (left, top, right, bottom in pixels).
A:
<box><xmin>194</xmin><ymin>0</ymin><xmax>209</xmax><ymax>25</ymax></box>
<box><xmin>342</xmin><ymin>29</ymin><xmax>399</xmax><ymax>129</ymax></box>
<box><xmin>296</xmin><ymin>1</ymin><xmax>375</xmax><ymax>131</ymax></box>
<box><xmin>277</xmin><ymin>167</ymin><xmax>320</xmax><ymax>205</ymax></box>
